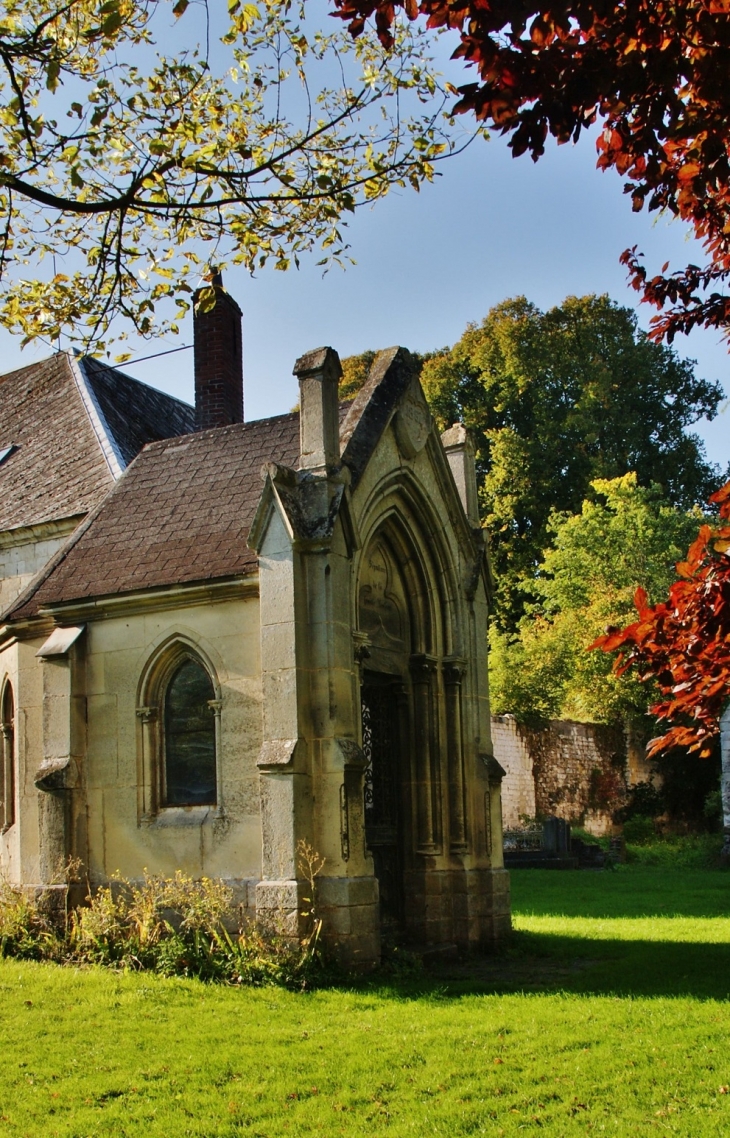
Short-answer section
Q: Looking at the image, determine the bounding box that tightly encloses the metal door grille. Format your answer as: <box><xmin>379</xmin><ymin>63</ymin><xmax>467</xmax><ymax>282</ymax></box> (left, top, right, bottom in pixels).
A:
<box><xmin>361</xmin><ymin>679</ymin><xmax>403</xmax><ymax>927</ymax></box>
<box><xmin>362</xmin><ymin>683</ymin><xmax>399</xmax><ymax>834</ymax></box>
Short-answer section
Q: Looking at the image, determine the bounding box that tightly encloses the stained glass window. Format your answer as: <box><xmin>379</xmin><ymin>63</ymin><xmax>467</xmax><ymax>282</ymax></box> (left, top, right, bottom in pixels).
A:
<box><xmin>163</xmin><ymin>658</ymin><xmax>216</xmax><ymax>807</ymax></box>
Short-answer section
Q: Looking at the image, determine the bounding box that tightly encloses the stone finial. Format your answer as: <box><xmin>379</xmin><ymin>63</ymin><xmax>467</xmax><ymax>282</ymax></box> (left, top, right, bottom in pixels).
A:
<box><xmin>441</xmin><ymin>422</ymin><xmax>480</xmax><ymax>525</ymax></box>
<box><xmin>293</xmin><ymin>346</ymin><xmax>343</xmax><ymax>470</ymax></box>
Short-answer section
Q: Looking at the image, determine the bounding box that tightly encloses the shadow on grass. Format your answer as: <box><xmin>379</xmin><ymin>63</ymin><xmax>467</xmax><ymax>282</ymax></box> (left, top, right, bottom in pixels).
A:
<box><xmin>360</xmin><ymin>866</ymin><xmax>730</xmax><ymax>1003</ymax></box>
<box><xmin>363</xmin><ymin>930</ymin><xmax>730</xmax><ymax>1003</ymax></box>
<box><xmin>488</xmin><ymin>929</ymin><xmax>727</xmax><ymax>999</ymax></box>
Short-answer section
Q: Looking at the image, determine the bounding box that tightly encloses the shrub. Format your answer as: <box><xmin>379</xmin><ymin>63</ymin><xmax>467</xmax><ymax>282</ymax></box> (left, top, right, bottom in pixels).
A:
<box><xmin>703</xmin><ymin>790</ymin><xmax>723</xmax><ymax>831</ymax></box>
<box><xmin>625</xmin><ymin>832</ymin><xmax>724</xmax><ymax>869</ymax></box>
<box><xmin>620</xmin><ymin>781</ymin><xmax>664</xmax><ymax>823</ymax></box>
<box><xmin>654</xmin><ymin>744</ymin><xmax>721</xmax><ymax>827</ymax></box>
<box><xmin>623</xmin><ymin>815</ymin><xmax>656</xmax><ymax>845</ymax></box>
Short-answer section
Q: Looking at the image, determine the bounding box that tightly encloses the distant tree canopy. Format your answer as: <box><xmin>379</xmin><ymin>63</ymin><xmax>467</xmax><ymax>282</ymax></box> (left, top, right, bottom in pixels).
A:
<box><xmin>340</xmin><ymin>351</ymin><xmax>379</xmax><ymax>399</ymax></box>
<box><xmin>343</xmin><ymin>294</ymin><xmax>724</xmax><ymax>630</ymax></box>
<box><xmin>488</xmin><ymin>474</ymin><xmax>704</xmax><ymax>725</ymax></box>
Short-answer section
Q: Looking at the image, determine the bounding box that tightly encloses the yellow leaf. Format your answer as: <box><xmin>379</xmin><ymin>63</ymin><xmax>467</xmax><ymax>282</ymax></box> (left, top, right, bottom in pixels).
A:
<box><xmin>195</xmin><ymin>286</ymin><xmax>217</xmax><ymax>314</ymax></box>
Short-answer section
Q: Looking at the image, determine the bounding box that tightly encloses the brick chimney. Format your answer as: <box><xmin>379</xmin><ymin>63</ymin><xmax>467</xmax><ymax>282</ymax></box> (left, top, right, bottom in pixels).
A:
<box><xmin>193</xmin><ymin>271</ymin><xmax>243</xmax><ymax>430</ymax></box>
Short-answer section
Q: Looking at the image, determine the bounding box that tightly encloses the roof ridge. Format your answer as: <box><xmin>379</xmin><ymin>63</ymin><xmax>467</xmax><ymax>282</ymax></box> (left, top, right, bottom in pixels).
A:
<box><xmin>132</xmin><ymin>409</ymin><xmax>301</xmax><ymax>456</ymax></box>
<box><xmin>82</xmin><ymin>356</ymin><xmax>194</xmax><ymax>411</ymax></box>
<box><xmin>68</xmin><ymin>354</ymin><xmax>126</xmax><ymax>479</ymax></box>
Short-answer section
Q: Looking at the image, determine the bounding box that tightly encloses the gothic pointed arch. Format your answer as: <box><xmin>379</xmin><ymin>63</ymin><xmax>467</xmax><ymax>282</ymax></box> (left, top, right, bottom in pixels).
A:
<box><xmin>0</xmin><ymin>679</ymin><xmax>15</xmax><ymax>832</ymax></box>
<box><xmin>356</xmin><ymin>468</ymin><xmax>465</xmax><ymax>661</ymax></box>
<box><xmin>137</xmin><ymin>638</ymin><xmax>222</xmax><ymax>818</ymax></box>
<box><xmin>354</xmin><ymin>473</ymin><xmax>474</xmax><ymax>932</ymax></box>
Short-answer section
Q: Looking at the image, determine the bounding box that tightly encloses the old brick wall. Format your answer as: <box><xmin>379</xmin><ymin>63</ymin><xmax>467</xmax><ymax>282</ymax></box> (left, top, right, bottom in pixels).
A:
<box><xmin>493</xmin><ymin>716</ymin><xmax>630</xmax><ymax>836</ymax></box>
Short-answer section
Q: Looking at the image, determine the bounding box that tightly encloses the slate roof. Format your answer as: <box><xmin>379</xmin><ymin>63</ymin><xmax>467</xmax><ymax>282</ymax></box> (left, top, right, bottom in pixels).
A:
<box><xmin>82</xmin><ymin>357</ymin><xmax>196</xmax><ymax>465</ymax></box>
<box><xmin>8</xmin><ymin>412</ymin><xmax>302</xmax><ymax>619</ymax></box>
<box><xmin>0</xmin><ymin>352</ymin><xmax>195</xmax><ymax>533</ymax></box>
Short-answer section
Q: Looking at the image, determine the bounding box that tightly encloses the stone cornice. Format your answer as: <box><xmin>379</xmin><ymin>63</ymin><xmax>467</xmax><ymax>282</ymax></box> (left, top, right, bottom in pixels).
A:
<box><xmin>0</xmin><ymin>514</ymin><xmax>84</xmax><ymax>552</ymax></box>
<box><xmin>9</xmin><ymin>574</ymin><xmax>259</xmax><ymax>630</ymax></box>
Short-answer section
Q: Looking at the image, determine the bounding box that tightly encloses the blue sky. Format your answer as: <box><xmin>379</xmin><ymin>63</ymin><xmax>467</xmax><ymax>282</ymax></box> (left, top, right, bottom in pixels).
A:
<box><xmin>2</xmin><ymin>106</ymin><xmax>728</xmax><ymax>472</ymax></box>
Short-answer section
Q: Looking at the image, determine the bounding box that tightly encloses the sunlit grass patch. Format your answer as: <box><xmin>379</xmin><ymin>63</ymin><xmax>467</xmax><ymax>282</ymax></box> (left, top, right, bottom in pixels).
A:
<box><xmin>0</xmin><ymin>862</ymin><xmax>728</xmax><ymax>1136</ymax></box>
<box><xmin>514</xmin><ymin>913</ymin><xmax>730</xmax><ymax>943</ymax></box>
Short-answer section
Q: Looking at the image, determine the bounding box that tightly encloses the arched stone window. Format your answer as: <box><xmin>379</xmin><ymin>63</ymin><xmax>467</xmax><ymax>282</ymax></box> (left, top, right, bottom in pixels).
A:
<box><xmin>137</xmin><ymin>642</ymin><xmax>221</xmax><ymax>818</ymax></box>
<box><xmin>162</xmin><ymin>657</ymin><xmax>217</xmax><ymax>807</ymax></box>
<box><xmin>1</xmin><ymin>681</ymin><xmax>15</xmax><ymax>832</ymax></box>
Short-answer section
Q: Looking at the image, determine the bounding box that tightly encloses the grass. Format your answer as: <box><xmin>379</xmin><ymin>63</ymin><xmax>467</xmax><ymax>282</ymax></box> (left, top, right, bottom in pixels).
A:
<box><xmin>1</xmin><ymin>861</ymin><xmax>729</xmax><ymax>1136</ymax></box>
<box><xmin>624</xmin><ymin>831</ymin><xmax>722</xmax><ymax>869</ymax></box>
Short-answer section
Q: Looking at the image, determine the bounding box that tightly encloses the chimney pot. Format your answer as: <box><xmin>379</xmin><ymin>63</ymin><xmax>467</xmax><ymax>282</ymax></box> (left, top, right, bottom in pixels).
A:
<box><xmin>193</xmin><ymin>272</ymin><xmax>244</xmax><ymax>430</ymax></box>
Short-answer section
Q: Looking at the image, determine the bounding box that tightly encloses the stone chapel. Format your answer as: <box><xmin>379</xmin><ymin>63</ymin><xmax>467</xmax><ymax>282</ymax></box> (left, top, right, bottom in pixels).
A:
<box><xmin>0</xmin><ymin>280</ymin><xmax>510</xmax><ymax>968</ymax></box>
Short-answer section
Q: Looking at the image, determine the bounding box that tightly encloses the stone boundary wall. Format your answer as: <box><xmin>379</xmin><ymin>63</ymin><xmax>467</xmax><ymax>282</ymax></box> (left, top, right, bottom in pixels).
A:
<box><xmin>490</xmin><ymin>717</ymin><xmax>536</xmax><ymax>827</ymax></box>
<box><xmin>493</xmin><ymin>716</ymin><xmax>631</xmax><ymax>837</ymax></box>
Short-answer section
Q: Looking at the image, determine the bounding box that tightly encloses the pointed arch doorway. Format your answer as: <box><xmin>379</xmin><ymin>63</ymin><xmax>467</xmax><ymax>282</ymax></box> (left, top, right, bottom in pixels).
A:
<box><xmin>357</xmin><ymin>524</ymin><xmax>430</xmax><ymax>935</ymax></box>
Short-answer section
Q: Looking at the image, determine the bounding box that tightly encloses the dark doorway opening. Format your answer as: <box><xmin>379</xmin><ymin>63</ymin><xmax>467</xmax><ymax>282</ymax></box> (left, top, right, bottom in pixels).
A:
<box><xmin>361</xmin><ymin>674</ymin><xmax>405</xmax><ymax>931</ymax></box>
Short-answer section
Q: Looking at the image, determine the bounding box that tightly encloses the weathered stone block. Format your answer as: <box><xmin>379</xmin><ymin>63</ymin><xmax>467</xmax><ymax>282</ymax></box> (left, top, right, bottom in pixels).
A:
<box><xmin>317</xmin><ymin>874</ymin><xmax>378</xmax><ymax>908</ymax></box>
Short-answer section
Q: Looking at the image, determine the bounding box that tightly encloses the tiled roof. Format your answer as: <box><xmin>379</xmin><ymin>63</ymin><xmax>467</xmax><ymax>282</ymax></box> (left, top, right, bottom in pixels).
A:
<box><xmin>0</xmin><ymin>352</ymin><xmax>195</xmax><ymax>533</ymax></box>
<box><xmin>8</xmin><ymin>412</ymin><xmax>301</xmax><ymax>619</ymax></box>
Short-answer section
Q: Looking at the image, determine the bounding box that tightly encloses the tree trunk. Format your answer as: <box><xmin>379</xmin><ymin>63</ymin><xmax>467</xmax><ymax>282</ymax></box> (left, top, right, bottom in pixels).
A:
<box><xmin>721</xmin><ymin>704</ymin><xmax>730</xmax><ymax>859</ymax></box>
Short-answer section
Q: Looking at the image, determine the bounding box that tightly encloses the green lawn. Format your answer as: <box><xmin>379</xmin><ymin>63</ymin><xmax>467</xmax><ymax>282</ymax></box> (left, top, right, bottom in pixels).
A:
<box><xmin>2</xmin><ymin>865</ymin><xmax>730</xmax><ymax>1137</ymax></box>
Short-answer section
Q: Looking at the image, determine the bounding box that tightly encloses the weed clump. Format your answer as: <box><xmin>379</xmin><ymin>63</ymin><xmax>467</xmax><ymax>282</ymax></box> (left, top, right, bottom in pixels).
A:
<box><xmin>0</xmin><ymin>881</ymin><xmax>64</xmax><ymax>962</ymax></box>
<box><xmin>624</xmin><ymin>830</ymin><xmax>724</xmax><ymax>869</ymax></box>
<box><xmin>0</xmin><ymin>842</ymin><xmax>327</xmax><ymax>988</ymax></box>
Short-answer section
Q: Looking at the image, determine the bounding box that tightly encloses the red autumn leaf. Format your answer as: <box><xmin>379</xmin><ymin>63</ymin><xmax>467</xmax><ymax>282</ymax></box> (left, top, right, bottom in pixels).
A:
<box><xmin>330</xmin><ymin>0</ymin><xmax>730</xmax><ymax>344</ymax></box>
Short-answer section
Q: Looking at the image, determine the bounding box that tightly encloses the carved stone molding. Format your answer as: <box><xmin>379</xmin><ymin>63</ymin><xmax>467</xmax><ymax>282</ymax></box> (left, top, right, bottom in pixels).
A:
<box><xmin>135</xmin><ymin>705</ymin><xmax>158</xmax><ymax>723</ymax></box>
<box><xmin>410</xmin><ymin>652</ymin><xmax>440</xmax><ymax>853</ymax></box>
<box><xmin>35</xmin><ymin>756</ymin><xmax>78</xmax><ymax>793</ymax></box>
<box><xmin>257</xmin><ymin>738</ymin><xmax>299</xmax><ymax>769</ymax></box>
<box><xmin>336</xmin><ymin>737</ymin><xmax>367</xmax><ymax>769</ymax></box>
<box><xmin>481</xmin><ymin>753</ymin><xmax>507</xmax><ymax>784</ymax></box>
<box><xmin>352</xmin><ymin>631</ymin><xmax>371</xmax><ymax>667</ymax></box>
<box><xmin>395</xmin><ymin>387</ymin><xmax>431</xmax><ymax>460</ymax></box>
<box><xmin>444</xmin><ymin>659</ymin><xmax>468</xmax><ymax>852</ymax></box>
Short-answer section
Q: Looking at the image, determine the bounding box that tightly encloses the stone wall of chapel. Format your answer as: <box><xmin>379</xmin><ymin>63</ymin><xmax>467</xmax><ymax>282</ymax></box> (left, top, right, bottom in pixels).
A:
<box><xmin>0</xmin><ymin>637</ymin><xmax>44</xmax><ymax>884</ymax></box>
<box><xmin>82</xmin><ymin>596</ymin><xmax>263</xmax><ymax>904</ymax></box>
<box><xmin>0</xmin><ymin>520</ymin><xmax>80</xmax><ymax>613</ymax></box>
<box><xmin>3</xmin><ymin>594</ymin><xmax>264</xmax><ymax>902</ymax></box>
